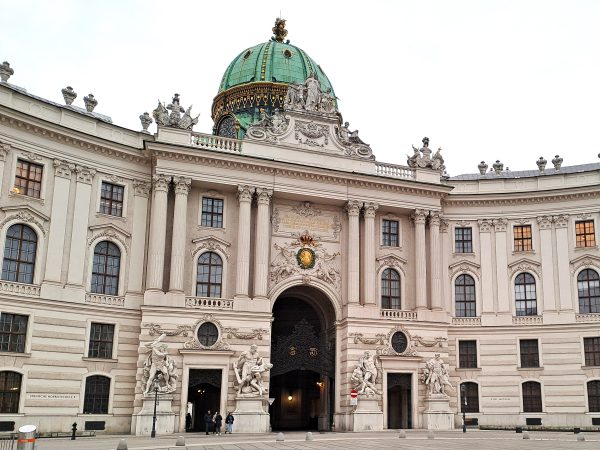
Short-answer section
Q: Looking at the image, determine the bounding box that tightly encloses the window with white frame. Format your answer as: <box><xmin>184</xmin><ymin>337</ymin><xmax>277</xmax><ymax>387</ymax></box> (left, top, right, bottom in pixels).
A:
<box><xmin>454</xmin><ymin>227</ymin><xmax>473</xmax><ymax>253</ymax></box>
<box><xmin>515</xmin><ymin>273</ymin><xmax>537</xmax><ymax>316</ymax></box>
<box><xmin>13</xmin><ymin>159</ymin><xmax>43</xmax><ymax>198</ymax></box>
<box><xmin>0</xmin><ymin>312</ymin><xmax>28</xmax><ymax>353</ymax></box>
<box><xmin>575</xmin><ymin>220</ymin><xmax>596</xmax><ymax>248</ymax></box>
<box><xmin>455</xmin><ymin>274</ymin><xmax>476</xmax><ymax>317</ymax></box>
<box><xmin>519</xmin><ymin>339</ymin><xmax>540</xmax><ymax>368</ymax></box>
<box><xmin>91</xmin><ymin>241</ymin><xmax>121</xmax><ymax>296</ymax></box>
<box><xmin>578</xmin><ymin>269</ymin><xmax>600</xmax><ymax>314</ymax></box>
<box><xmin>381</xmin><ymin>268</ymin><xmax>401</xmax><ymax>309</ymax></box>
<box><xmin>196</xmin><ymin>252</ymin><xmax>223</xmax><ymax>297</ymax></box>
<box><xmin>381</xmin><ymin>219</ymin><xmax>399</xmax><ymax>247</ymax></box>
<box><xmin>99</xmin><ymin>182</ymin><xmax>125</xmax><ymax>217</ymax></box>
<box><xmin>88</xmin><ymin>323</ymin><xmax>115</xmax><ymax>359</ymax></box>
<box><xmin>1</xmin><ymin>224</ymin><xmax>38</xmax><ymax>284</ymax></box>
<box><xmin>513</xmin><ymin>225</ymin><xmax>533</xmax><ymax>252</ymax></box>
<box><xmin>588</xmin><ymin>380</ymin><xmax>600</xmax><ymax>412</ymax></box>
<box><xmin>459</xmin><ymin>340</ymin><xmax>478</xmax><ymax>368</ymax></box>
<box><xmin>200</xmin><ymin>197</ymin><xmax>224</xmax><ymax>228</ymax></box>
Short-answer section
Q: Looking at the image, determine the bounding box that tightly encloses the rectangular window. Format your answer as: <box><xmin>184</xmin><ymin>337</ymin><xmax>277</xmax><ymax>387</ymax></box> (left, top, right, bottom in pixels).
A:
<box><xmin>14</xmin><ymin>159</ymin><xmax>43</xmax><ymax>199</ymax></box>
<box><xmin>99</xmin><ymin>182</ymin><xmax>124</xmax><ymax>217</ymax></box>
<box><xmin>584</xmin><ymin>337</ymin><xmax>600</xmax><ymax>366</ymax></box>
<box><xmin>576</xmin><ymin>220</ymin><xmax>596</xmax><ymax>248</ymax></box>
<box><xmin>454</xmin><ymin>227</ymin><xmax>473</xmax><ymax>253</ymax></box>
<box><xmin>519</xmin><ymin>339</ymin><xmax>540</xmax><ymax>368</ymax></box>
<box><xmin>201</xmin><ymin>197</ymin><xmax>224</xmax><ymax>228</ymax></box>
<box><xmin>88</xmin><ymin>323</ymin><xmax>115</xmax><ymax>359</ymax></box>
<box><xmin>0</xmin><ymin>313</ymin><xmax>28</xmax><ymax>353</ymax></box>
<box><xmin>382</xmin><ymin>219</ymin><xmax>399</xmax><ymax>247</ymax></box>
<box><xmin>459</xmin><ymin>340</ymin><xmax>478</xmax><ymax>368</ymax></box>
<box><xmin>514</xmin><ymin>225</ymin><xmax>533</xmax><ymax>252</ymax></box>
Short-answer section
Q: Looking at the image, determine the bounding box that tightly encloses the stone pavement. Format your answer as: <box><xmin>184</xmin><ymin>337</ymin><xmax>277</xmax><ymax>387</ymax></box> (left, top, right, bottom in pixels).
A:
<box><xmin>29</xmin><ymin>430</ymin><xmax>600</xmax><ymax>450</ymax></box>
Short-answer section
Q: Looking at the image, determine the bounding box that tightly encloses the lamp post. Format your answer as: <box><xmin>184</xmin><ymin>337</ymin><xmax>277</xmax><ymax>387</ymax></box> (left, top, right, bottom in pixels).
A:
<box><xmin>151</xmin><ymin>373</ymin><xmax>161</xmax><ymax>438</ymax></box>
<box><xmin>461</xmin><ymin>384</ymin><xmax>467</xmax><ymax>433</ymax></box>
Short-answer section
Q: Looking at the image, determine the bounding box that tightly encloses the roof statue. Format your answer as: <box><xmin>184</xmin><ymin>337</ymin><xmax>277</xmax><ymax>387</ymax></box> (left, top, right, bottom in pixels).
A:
<box><xmin>284</xmin><ymin>72</ymin><xmax>337</xmax><ymax>115</ymax></box>
<box><xmin>272</xmin><ymin>17</ymin><xmax>288</xmax><ymax>43</ymax></box>
<box><xmin>153</xmin><ymin>93</ymin><xmax>199</xmax><ymax>131</ymax></box>
<box><xmin>407</xmin><ymin>137</ymin><xmax>445</xmax><ymax>172</ymax></box>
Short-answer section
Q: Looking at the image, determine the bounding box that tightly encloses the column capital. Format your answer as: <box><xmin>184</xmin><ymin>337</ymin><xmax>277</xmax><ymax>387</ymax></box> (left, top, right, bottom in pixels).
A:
<box><xmin>256</xmin><ymin>187</ymin><xmax>273</xmax><ymax>205</ymax></box>
<box><xmin>536</xmin><ymin>215</ymin><xmax>553</xmax><ymax>230</ymax></box>
<box><xmin>75</xmin><ymin>165</ymin><xmax>96</xmax><ymax>184</ymax></box>
<box><xmin>439</xmin><ymin>218</ymin><xmax>449</xmax><ymax>233</ymax></box>
<box><xmin>362</xmin><ymin>202</ymin><xmax>379</xmax><ymax>218</ymax></box>
<box><xmin>237</xmin><ymin>185</ymin><xmax>255</xmax><ymax>203</ymax></box>
<box><xmin>411</xmin><ymin>208</ymin><xmax>427</xmax><ymax>225</ymax></box>
<box><xmin>493</xmin><ymin>218</ymin><xmax>508</xmax><ymax>232</ymax></box>
<box><xmin>478</xmin><ymin>219</ymin><xmax>493</xmax><ymax>233</ymax></box>
<box><xmin>0</xmin><ymin>142</ymin><xmax>11</xmax><ymax>161</ymax></box>
<box><xmin>53</xmin><ymin>159</ymin><xmax>76</xmax><ymax>179</ymax></box>
<box><xmin>345</xmin><ymin>200</ymin><xmax>361</xmax><ymax>217</ymax></box>
<box><xmin>152</xmin><ymin>174</ymin><xmax>170</xmax><ymax>193</ymax></box>
<box><xmin>428</xmin><ymin>211</ymin><xmax>442</xmax><ymax>227</ymax></box>
<box><xmin>133</xmin><ymin>180</ymin><xmax>151</xmax><ymax>198</ymax></box>
<box><xmin>553</xmin><ymin>214</ymin><xmax>569</xmax><ymax>228</ymax></box>
<box><xmin>173</xmin><ymin>177</ymin><xmax>192</xmax><ymax>196</ymax></box>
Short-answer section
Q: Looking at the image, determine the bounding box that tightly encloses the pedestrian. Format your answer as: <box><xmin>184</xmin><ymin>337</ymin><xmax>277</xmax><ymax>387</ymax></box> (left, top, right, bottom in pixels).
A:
<box><xmin>203</xmin><ymin>410</ymin><xmax>212</xmax><ymax>435</ymax></box>
<box><xmin>214</xmin><ymin>411</ymin><xmax>223</xmax><ymax>436</ymax></box>
<box><xmin>185</xmin><ymin>412</ymin><xmax>192</xmax><ymax>432</ymax></box>
<box><xmin>225</xmin><ymin>411</ymin><xmax>234</xmax><ymax>434</ymax></box>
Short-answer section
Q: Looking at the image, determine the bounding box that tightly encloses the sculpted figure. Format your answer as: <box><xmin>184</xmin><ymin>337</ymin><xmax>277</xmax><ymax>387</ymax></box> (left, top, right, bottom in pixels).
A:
<box><xmin>304</xmin><ymin>72</ymin><xmax>321</xmax><ymax>111</ymax></box>
<box><xmin>284</xmin><ymin>84</ymin><xmax>304</xmax><ymax>110</ymax></box>
<box><xmin>423</xmin><ymin>353</ymin><xmax>453</xmax><ymax>396</ymax></box>
<box><xmin>143</xmin><ymin>333</ymin><xmax>177</xmax><ymax>394</ymax></box>
<box><xmin>352</xmin><ymin>351</ymin><xmax>380</xmax><ymax>396</ymax></box>
<box><xmin>233</xmin><ymin>344</ymin><xmax>273</xmax><ymax>396</ymax></box>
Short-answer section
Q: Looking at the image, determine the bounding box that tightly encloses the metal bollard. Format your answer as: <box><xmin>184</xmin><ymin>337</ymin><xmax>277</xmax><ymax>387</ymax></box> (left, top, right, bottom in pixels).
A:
<box><xmin>17</xmin><ymin>424</ymin><xmax>37</xmax><ymax>450</ymax></box>
<box><xmin>71</xmin><ymin>422</ymin><xmax>77</xmax><ymax>440</ymax></box>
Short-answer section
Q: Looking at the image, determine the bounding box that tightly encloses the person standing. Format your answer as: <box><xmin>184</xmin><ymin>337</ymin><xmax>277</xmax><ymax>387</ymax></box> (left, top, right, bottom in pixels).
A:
<box><xmin>225</xmin><ymin>412</ymin><xmax>234</xmax><ymax>434</ymax></box>
<box><xmin>214</xmin><ymin>411</ymin><xmax>223</xmax><ymax>436</ymax></box>
<box><xmin>203</xmin><ymin>410</ymin><xmax>212</xmax><ymax>435</ymax></box>
<box><xmin>185</xmin><ymin>412</ymin><xmax>192</xmax><ymax>432</ymax></box>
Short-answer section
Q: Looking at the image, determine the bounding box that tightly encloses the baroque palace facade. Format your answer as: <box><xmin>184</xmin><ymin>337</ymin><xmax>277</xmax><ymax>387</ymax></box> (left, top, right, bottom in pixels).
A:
<box><xmin>0</xmin><ymin>20</ymin><xmax>599</xmax><ymax>434</ymax></box>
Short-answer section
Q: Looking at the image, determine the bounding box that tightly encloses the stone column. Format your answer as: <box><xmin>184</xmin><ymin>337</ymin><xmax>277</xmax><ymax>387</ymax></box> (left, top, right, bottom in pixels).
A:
<box><xmin>537</xmin><ymin>216</ymin><xmax>557</xmax><ymax>312</ymax></box>
<box><xmin>44</xmin><ymin>160</ymin><xmax>74</xmax><ymax>283</ymax></box>
<box><xmin>493</xmin><ymin>219</ymin><xmax>510</xmax><ymax>313</ymax></box>
<box><xmin>169</xmin><ymin>177</ymin><xmax>191</xmax><ymax>293</ymax></box>
<box><xmin>235</xmin><ymin>185</ymin><xmax>255</xmax><ymax>298</ymax></box>
<box><xmin>346</xmin><ymin>200</ymin><xmax>361</xmax><ymax>304</ymax></box>
<box><xmin>253</xmin><ymin>188</ymin><xmax>273</xmax><ymax>299</ymax></box>
<box><xmin>429</xmin><ymin>212</ymin><xmax>442</xmax><ymax>310</ymax></box>
<box><xmin>440</xmin><ymin>219</ymin><xmax>450</xmax><ymax>312</ymax></box>
<box><xmin>478</xmin><ymin>219</ymin><xmax>495</xmax><ymax>314</ymax></box>
<box><xmin>146</xmin><ymin>174</ymin><xmax>170</xmax><ymax>291</ymax></box>
<box><xmin>412</xmin><ymin>209</ymin><xmax>428</xmax><ymax>310</ymax></box>
<box><xmin>554</xmin><ymin>214</ymin><xmax>573</xmax><ymax>311</ymax></box>
<box><xmin>128</xmin><ymin>180</ymin><xmax>151</xmax><ymax>293</ymax></box>
<box><xmin>0</xmin><ymin>142</ymin><xmax>10</xmax><ymax>194</ymax></box>
<box><xmin>66</xmin><ymin>165</ymin><xmax>96</xmax><ymax>286</ymax></box>
<box><xmin>362</xmin><ymin>202</ymin><xmax>378</xmax><ymax>305</ymax></box>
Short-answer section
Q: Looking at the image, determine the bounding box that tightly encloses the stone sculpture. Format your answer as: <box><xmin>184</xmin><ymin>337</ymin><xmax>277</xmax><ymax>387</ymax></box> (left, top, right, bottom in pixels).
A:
<box><xmin>246</xmin><ymin>108</ymin><xmax>289</xmax><ymax>142</ymax></box>
<box><xmin>152</xmin><ymin>93</ymin><xmax>199</xmax><ymax>130</ymax></box>
<box><xmin>422</xmin><ymin>353</ymin><xmax>453</xmax><ymax>396</ymax></box>
<box><xmin>407</xmin><ymin>137</ymin><xmax>445</xmax><ymax>172</ymax></box>
<box><xmin>335</xmin><ymin>121</ymin><xmax>372</xmax><ymax>158</ymax></box>
<box><xmin>351</xmin><ymin>351</ymin><xmax>380</xmax><ymax>396</ymax></box>
<box><xmin>233</xmin><ymin>344</ymin><xmax>273</xmax><ymax>397</ymax></box>
<box><xmin>284</xmin><ymin>73</ymin><xmax>337</xmax><ymax>115</ymax></box>
<box><xmin>142</xmin><ymin>333</ymin><xmax>177</xmax><ymax>395</ymax></box>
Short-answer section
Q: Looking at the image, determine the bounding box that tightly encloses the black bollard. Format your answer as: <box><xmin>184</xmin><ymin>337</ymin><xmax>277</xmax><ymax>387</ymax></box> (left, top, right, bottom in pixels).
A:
<box><xmin>71</xmin><ymin>422</ymin><xmax>77</xmax><ymax>440</ymax></box>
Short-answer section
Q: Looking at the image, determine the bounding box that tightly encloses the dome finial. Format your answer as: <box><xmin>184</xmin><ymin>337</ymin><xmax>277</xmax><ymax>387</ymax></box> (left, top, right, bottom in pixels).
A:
<box><xmin>272</xmin><ymin>17</ymin><xmax>288</xmax><ymax>43</ymax></box>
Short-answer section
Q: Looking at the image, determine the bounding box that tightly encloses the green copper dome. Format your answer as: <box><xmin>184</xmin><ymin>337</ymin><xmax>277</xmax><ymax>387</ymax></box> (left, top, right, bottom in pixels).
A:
<box><xmin>218</xmin><ymin>40</ymin><xmax>335</xmax><ymax>95</ymax></box>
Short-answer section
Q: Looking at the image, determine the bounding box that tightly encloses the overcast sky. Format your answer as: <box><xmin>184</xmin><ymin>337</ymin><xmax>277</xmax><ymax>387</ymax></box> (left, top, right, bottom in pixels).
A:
<box><xmin>1</xmin><ymin>0</ymin><xmax>599</xmax><ymax>176</ymax></box>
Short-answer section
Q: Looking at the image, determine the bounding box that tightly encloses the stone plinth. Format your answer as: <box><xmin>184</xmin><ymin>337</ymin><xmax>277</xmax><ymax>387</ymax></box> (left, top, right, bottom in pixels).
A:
<box><xmin>422</xmin><ymin>394</ymin><xmax>454</xmax><ymax>430</ymax></box>
<box><xmin>232</xmin><ymin>396</ymin><xmax>270</xmax><ymax>433</ymax></box>
<box><xmin>352</xmin><ymin>398</ymin><xmax>383</xmax><ymax>431</ymax></box>
<box><xmin>134</xmin><ymin>394</ymin><xmax>176</xmax><ymax>436</ymax></box>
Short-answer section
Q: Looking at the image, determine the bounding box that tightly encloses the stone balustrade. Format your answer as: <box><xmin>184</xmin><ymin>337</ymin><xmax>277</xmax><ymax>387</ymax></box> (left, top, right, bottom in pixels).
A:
<box><xmin>85</xmin><ymin>293</ymin><xmax>125</xmax><ymax>307</ymax></box>
<box><xmin>191</xmin><ymin>132</ymin><xmax>242</xmax><ymax>153</ymax></box>
<box><xmin>512</xmin><ymin>315</ymin><xmax>543</xmax><ymax>325</ymax></box>
<box><xmin>185</xmin><ymin>296</ymin><xmax>234</xmax><ymax>310</ymax></box>
<box><xmin>452</xmin><ymin>317</ymin><xmax>482</xmax><ymax>326</ymax></box>
<box><xmin>380</xmin><ymin>309</ymin><xmax>417</xmax><ymax>320</ymax></box>
<box><xmin>375</xmin><ymin>162</ymin><xmax>416</xmax><ymax>180</ymax></box>
<box><xmin>575</xmin><ymin>313</ymin><xmax>600</xmax><ymax>322</ymax></box>
<box><xmin>0</xmin><ymin>281</ymin><xmax>41</xmax><ymax>297</ymax></box>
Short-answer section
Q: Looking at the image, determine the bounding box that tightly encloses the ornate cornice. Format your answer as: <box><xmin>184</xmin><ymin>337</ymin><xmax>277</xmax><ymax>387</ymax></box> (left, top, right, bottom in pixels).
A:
<box><xmin>191</xmin><ymin>235</ymin><xmax>231</xmax><ymax>260</ymax></box>
<box><xmin>508</xmin><ymin>257</ymin><xmax>541</xmax><ymax>279</ymax></box>
<box><xmin>448</xmin><ymin>260</ymin><xmax>481</xmax><ymax>281</ymax></box>
<box><xmin>0</xmin><ymin>207</ymin><xmax>48</xmax><ymax>236</ymax></box>
<box><xmin>444</xmin><ymin>190</ymin><xmax>600</xmax><ymax>207</ymax></box>
<box><xmin>570</xmin><ymin>255</ymin><xmax>600</xmax><ymax>275</ymax></box>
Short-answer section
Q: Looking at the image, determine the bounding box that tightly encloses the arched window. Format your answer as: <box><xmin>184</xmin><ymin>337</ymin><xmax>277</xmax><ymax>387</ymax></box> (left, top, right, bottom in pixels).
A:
<box><xmin>522</xmin><ymin>381</ymin><xmax>542</xmax><ymax>412</ymax></box>
<box><xmin>1</xmin><ymin>224</ymin><xmax>37</xmax><ymax>284</ymax></box>
<box><xmin>578</xmin><ymin>269</ymin><xmax>600</xmax><ymax>314</ymax></box>
<box><xmin>460</xmin><ymin>382</ymin><xmax>479</xmax><ymax>413</ymax></box>
<box><xmin>455</xmin><ymin>274</ymin><xmax>476</xmax><ymax>317</ymax></box>
<box><xmin>91</xmin><ymin>241</ymin><xmax>121</xmax><ymax>295</ymax></box>
<box><xmin>588</xmin><ymin>380</ymin><xmax>600</xmax><ymax>412</ymax></box>
<box><xmin>196</xmin><ymin>252</ymin><xmax>223</xmax><ymax>298</ymax></box>
<box><xmin>515</xmin><ymin>273</ymin><xmax>537</xmax><ymax>316</ymax></box>
<box><xmin>381</xmin><ymin>268</ymin><xmax>401</xmax><ymax>309</ymax></box>
<box><xmin>0</xmin><ymin>371</ymin><xmax>22</xmax><ymax>413</ymax></box>
<box><xmin>83</xmin><ymin>375</ymin><xmax>110</xmax><ymax>414</ymax></box>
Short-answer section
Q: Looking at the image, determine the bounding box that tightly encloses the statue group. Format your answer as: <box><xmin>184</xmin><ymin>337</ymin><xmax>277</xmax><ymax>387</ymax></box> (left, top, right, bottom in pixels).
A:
<box><xmin>142</xmin><ymin>334</ymin><xmax>178</xmax><ymax>395</ymax></box>
<box><xmin>233</xmin><ymin>344</ymin><xmax>273</xmax><ymax>397</ymax></box>
<box><xmin>284</xmin><ymin>72</ymin><xmax>337</xmax><ymax>114</ymax></box>
<box><xmin>351</xmin><ymin>351</ymin><xmax>380</xmax><ymax>396</ymax></box>
<box><xmin>422</xmin><ymin>353</ymin><xmax>453</xmax><ymax>396</ymax></box>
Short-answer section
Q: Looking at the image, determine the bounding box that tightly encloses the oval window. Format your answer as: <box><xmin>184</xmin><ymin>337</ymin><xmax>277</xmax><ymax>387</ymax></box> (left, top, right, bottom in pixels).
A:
<box><xmin>197</xmin><ymin>322</ymin><xmax>219</xmax><ymax>347</ymax></box>
<box><xmin>391</xmin><ymin>331</ymin><xmax>408</xmax><ymax>354</ymax></box>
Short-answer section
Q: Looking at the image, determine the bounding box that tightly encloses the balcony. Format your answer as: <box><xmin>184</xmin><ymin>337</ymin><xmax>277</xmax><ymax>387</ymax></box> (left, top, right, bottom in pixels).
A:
<box><xmin>0</xmin><ymin>280</ymin><xmax>40</xmax><ymax>297</ymax></box>
<box><xmin>380</xmin><ymin>309</ymin><xmax>417</xmax><ymax>320</ymax></box>
<box><xmin>375</xmin><ymin>162</ymin><xmax>416</xmax><ymax>180</ymax></box>
<box><xmin>512</xmin><ymin>315</ymin><xmax>543</xmax><ymax>325</ymax></box>
<box><xmin>191</xmin><ymin>132</ymin><xmax>242</xmax><ymax>153</ymax></box>
<box><xmin>85</xmin><ymin>293</ymin><xmax>125</xmax><ymax>307</ymax></box>
<box><xmin>185</xmin><ymin>296</ymin><xmax>234</xmax><ymax>310</ymax></box>
<box><xmin>576</xmin><ymin>313</ymin><xmax>600</xmax><ymax>323</ymax></box>
<box><xmin>452</xmin><ymin>317</ymin><xmax>482</xmax><ymax>326</ymax></box>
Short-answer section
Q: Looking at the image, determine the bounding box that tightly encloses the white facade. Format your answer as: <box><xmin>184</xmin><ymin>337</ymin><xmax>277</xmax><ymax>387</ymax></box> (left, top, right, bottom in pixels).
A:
<box><xmin>0</xmin><ymin>61</ymin><xmax>599</xmax><ymax>434</ymax></box>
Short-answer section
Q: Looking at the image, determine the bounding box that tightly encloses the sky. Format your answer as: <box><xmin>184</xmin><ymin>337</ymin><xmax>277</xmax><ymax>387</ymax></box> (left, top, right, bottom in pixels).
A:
<box><xmin>1</xmin><ymin>0</ymin><xmax>599</xmax><ymax>176</ymax></box>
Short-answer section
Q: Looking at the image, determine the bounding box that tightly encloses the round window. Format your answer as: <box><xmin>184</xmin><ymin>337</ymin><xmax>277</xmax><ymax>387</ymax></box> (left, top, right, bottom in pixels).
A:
<box><xmin>283</xmin><ymin>49</ymin><xmax>292</xmax><ymax>58</ymax></box>
<box><xmin>197</xmin><ymin>322</ymin><xmax>219</xmax><ymax>347</ymax></box>
<box><xmin>391</xmin><ymin>331</ymin><xmax>408</xmax><ymax>354</ymax></box>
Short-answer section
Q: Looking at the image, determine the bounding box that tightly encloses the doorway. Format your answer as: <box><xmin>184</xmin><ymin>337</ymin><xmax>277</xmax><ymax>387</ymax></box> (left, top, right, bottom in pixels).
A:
<box><xmin>270</xmin><ymin>287</ymin><xmax>336</xmax><ymax>431</ymax></box>
<box><xmin>387</xmin><ymin>373</ymin><xmax>412</xmax><ymax>429</ymax></box>
<box><xmin>187</xmin><ymin>369</ymin><xmax>221</xmax><ymax>432</ymax></box>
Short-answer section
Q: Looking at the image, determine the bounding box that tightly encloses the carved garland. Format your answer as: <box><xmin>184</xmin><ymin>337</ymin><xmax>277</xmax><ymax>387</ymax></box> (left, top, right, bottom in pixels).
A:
<box><xmin>349</xmin><ymin>333</ymin><xmax>387</xmax><ymax>345</ymax></box>
<box><xmin>145</xmin><ymin>314</ymin><xmax>231</xmax><ymax>351</ymax></box>
<box><xmin>223</xmin><ymin>327</ymin><xmax>269</xmax><ymax>340</ymax></box>
<box><xmin>412</xmin><ymin>335</ymin><xmax>447</xmax><ymax>348</ymax></box>
<box><xmin>377</xmin><ymin>326</ymin><xmax>418</xmax><ymax>357</ymax></box>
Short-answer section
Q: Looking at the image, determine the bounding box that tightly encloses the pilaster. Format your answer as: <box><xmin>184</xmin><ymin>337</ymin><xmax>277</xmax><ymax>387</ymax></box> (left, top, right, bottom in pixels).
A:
<box><xmin>235</xmin><ymin>185</ymin><xmax>255</xmax><ymax>298</ymax></box>
<box><xmin>127</xmin><ymin>180</ymin><xmax>151</xmax><ymax>293</ymax></box>
<box><xmin>493</xmin><ymin>218</ymin><xmax>510</xmax><ymax>313</ymax></box>
<box><xmin>169</xmin><ymin>177</ymin><xmax>191</xmax><ymax>293</ymax></box>
<box><xmin>146</xmin><ymin>174</ymin><xmax>170</xmax><ymax>291</ymax></box>
<box><xmin>429</xmin><ymin>212</ymin><xmax>442</xmax><ymax>310</ymax></box>
<box><xmin>537</xmin><ymin>216</ymin><xmax>557</xmax><ymax>312</ymax></box>
<box><xmin>0</xmin><ymin>142</ymin><xmax>10</xmax><ymax>194</ymax></box>
<box><xmin>412</xmin><ymin>209</ymin><xmax>427</xmax><ymax>310</ymax></box>
<box><xmin>478</xmin><ymin>219</ymin><xmax>495</xmax><ymax>316</ymax></box>
<box><xmin>362</xmin><ymin>202</ymin><xmax>378</xmax><ymax>305</ymax></box>
<box><xmin>554</xmin><ymin>214</ymin><xmax>573</xmax><ymax>311</ymax></box>
<box><xmin>346</xmin><ymin>200</ymin><xmax>361</xmax><ymax>304</ymax></box>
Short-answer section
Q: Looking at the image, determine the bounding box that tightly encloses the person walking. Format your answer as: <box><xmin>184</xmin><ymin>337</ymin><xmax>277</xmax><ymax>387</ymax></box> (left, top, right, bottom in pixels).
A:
<box><xmin>225</xmin><ymin>411</ymin><xmax>234</xmax><ymax>434</ymax></box>
<box><xmin>203</xmin><ymin>410</ymin><xmax>212</xmax><ymax>435</ymax></box>
<box><xmin>214</xmin><ymin>411</ymin><xmax>223</xmax><ymax>436</ymax></box>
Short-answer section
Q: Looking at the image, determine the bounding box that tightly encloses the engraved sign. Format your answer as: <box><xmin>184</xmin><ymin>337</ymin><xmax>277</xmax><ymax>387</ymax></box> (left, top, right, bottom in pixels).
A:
<box><xmin>272</xmin><ymin>202</ymin><xmax>341</xmax><ymax>241</ymax></box>
<box><xmin>28</xmin><ymin>393</ymin><xmax>78</xmax><ymax>400</ymax></box>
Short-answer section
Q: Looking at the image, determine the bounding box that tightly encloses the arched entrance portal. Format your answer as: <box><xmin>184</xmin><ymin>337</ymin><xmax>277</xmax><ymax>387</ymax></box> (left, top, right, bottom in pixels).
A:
<box><xmin>270</xmin><ymin>286</ymin><xmax>336</xmax><ymax>431</ymax></box>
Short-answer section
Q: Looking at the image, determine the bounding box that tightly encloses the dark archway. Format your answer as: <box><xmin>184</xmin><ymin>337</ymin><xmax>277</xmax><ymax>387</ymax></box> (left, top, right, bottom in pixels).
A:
<box><xmin>187</xmin><ymin>369</ymin><xmax>221</xmax><ymax>432</ymax></box>
<box><xmin>270</xmin><ymin>286</ymin><xmax>336</xmax><ymax>431</ymax></box>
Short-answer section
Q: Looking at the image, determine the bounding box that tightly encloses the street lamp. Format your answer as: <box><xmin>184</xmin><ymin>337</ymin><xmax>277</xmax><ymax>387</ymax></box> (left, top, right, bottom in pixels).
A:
<box><xmin>460</xmin><ymin>384</ymin><xmax>467</xmax><ymax>433</ymax></box>
<box><xmin>151</xmin><ymin>373</ymin><xmax>161</xmax><ymax>438</ymax></box>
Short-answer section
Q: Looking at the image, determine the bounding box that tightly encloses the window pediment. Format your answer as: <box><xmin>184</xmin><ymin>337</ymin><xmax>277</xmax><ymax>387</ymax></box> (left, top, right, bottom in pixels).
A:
<box><xmin>508</xmin><ymin>258</ymin><xmax>541</xmax><ymax>278</ymax></box>
<box><xmin>376</xmin><ymin>254</ymin><xmax>406</xmax><ymax>271</ymax></box>
<box><xmin>448</xmin><ymin>260</ymin><xmax>480</xmax><ymax>280</ymax></box>
<box><xmin>191</xmin><ymin>235</ymin><xmax>231</xmax><ymax>259</ymax></box>
<box><xmin>570</xmin><ymin>254</ymin><xmax>600</xmax><ymax>274</ymax></box>
<box><xmin>0</xmin><ymin>205</ymin><xmax>49</xmax><ymax>235</ymax></box>
<box><xmin>87</xmin><ymin>223</ymin><xmax>130</xmax><ymax>250</ymax></box>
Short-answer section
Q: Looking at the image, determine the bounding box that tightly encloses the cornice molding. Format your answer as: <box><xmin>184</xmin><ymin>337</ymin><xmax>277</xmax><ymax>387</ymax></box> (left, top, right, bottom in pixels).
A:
<box><xmin>444</xmin><ymin>188</ymin><xmax>600</xmax><ymax>206</ymax></box>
